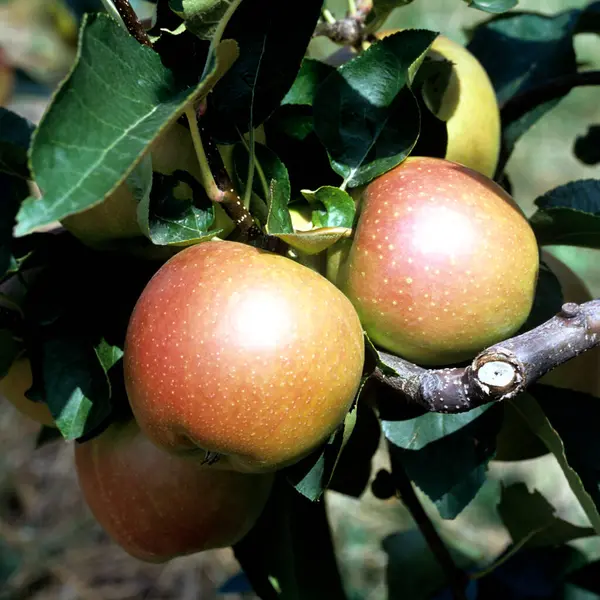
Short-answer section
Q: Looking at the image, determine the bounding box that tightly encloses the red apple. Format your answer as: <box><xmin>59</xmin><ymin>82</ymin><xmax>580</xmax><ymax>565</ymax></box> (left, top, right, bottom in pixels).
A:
<box><xmin>123</xmin><ymin>239</ymin><xmax>365</xmax><ymax>473</ymax></box>
<box><xmin>74</xmin><ymin>419</ymin><xmax>274</xmax><ymax>563</ymax></box>
<box><xmin>336</xmin><ymin>156</ymin><xmax>539</xmax><ymax>366</ymax></box>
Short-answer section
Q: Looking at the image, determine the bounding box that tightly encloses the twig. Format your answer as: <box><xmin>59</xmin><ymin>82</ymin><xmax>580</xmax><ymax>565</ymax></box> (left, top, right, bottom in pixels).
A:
<box><xmin>500</xmin><ymin>70</ymin><xmax>600</xmax><ymax>126</ymax></box>
<box><xmin>374</xmin><ymin>299</ymin><xmax>600</xmax><ymax>413</ymax></box>
<box><xmin>113</xmin><ymin>0</ymin><xmax>153</xmax><ymax>48</ymax></box>
<box><xmin>389</xmin><ymin>454</ymin><xmax>469</xmax><ymax>600</ymax></box>
<box><xmin>313</xmin><ymin>2</ymin><xmax>372</xmax><ymax>46</ymax></box>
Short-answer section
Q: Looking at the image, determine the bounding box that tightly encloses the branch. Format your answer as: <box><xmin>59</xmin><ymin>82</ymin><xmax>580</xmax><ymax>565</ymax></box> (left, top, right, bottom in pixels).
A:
<box><xmin>113</xmin><ymin>0</ymin><xmax>153</xmax><ymax>48</ymax></box>
<box><xmin>389</xmin><ymin>456</ymin><xmax>469</xmax><ymax>600</ymax></box>
<box><xmin>500</xmin><ymin>70</ymin><xmax>600</xmax><ymax>126</ymax></box>
<box><xmin>313</xmin><ymin>1</ymin><xmax>373</xmax><ymax>47</ymax></box>
<box><xmin>374</xmin><ymin>300</ymin><xmax>600</xmax><ymax>413</ymax></box>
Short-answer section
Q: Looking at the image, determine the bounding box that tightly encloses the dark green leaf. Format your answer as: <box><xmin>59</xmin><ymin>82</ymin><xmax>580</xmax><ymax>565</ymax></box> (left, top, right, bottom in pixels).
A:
<box><xmin>529</xmin><ymin>180</ymin><xmax>600</xmax><ymax>247</ymax></box>
<box><xmin>464</xmin><ymin>0</ymin><xmax>518</xmax><ymax>13</ymax></box>
<box><xmin>281</xmin><ymin>59</ymin><xmax>335</xmax><ymax>107</ymax></box>
<box><xmin>234</xmin><ymin>475</ymin><xmax>347</xmax><ymax>600</ymax></box>
<box><xmin>382</xmin><ymin>404</ymin><xmax>493</xmax><ymax>451</ymax></box>
<box><xmin>301</xmin><ymin>186</ymin><xmax>355</xmax><ymax>229</ymax></box>
<box><xmin>38</xmin><ymin>335</ymin><xmax>113</xmax><ymax>440</ymax></box>
<box><xmin>517</xmin><ymin>260</ymin><xmax>563</xmax><ymax>333</ymax></box>
<box><xmin>15</xmin><ymin>13</ymin><xmax>238</xmax><ymax>236</ymax></box>
<box><xmin>0</xmin><ymin>330</ymin><xmax>21</xmax><ymax>378</ymax></box>
<box><xmin>498</xmin><ymin>482</ymin><xmax>594</xmax><ymax>549</ymax></box>
<box><xmin>232</xmin><ymin>142</ymin><xmax>292</xmax><ymax>234</ymax></box>
<box><xmin>0</xmin><ymin>539</ymin><xmax>21</xmax><ymax>585</ymax></box>
<box><xmin>0</xmin><ymin>174</ymin><xmax>29</xmax><ymax>278</ymax></box>
<box><xmin>206</xmin><ymin>0</ymin><xmax>322</xmax><ymax>142</ymax></box>
<box><xmin>574</xmin><ymin>125</ymin><xmax>600</xmax><ymax>165</ymax></box>
<box><xmin>468</xmin><ymin>9</ymin><xmax>582</xmax><ymax>162</ymax></box>
<box><xmin>36</xmin><ymin>424</ymin><xmax>64</xmax><ymax>448</ymax></box>
<box><xmin>0</xmin><ymin>108</ymin><xmax>35</xmax><ymax>179</ymax></box>
<box><xmin>509</xmin><ymin>391</ymin><xmax>600</xmax><ymax>534</ymax></box>
<box><xmin>313</xmin><ymin>29</ymin><xmax>437</xmax><ymax>188</ymax></box>
<box><xmin>139</xmin><ymin>170</ymin><xmax>220</xmax><ymax>245</ymax></box>
<box><xmin>387</xmin><ymin>404</ymin><xmax>503</xmax><ymax>519</ymax></box>
<box><xmin>169</xmin><ymin>0</ymin><xmax>235</xmax><ymax>39</ymax></box>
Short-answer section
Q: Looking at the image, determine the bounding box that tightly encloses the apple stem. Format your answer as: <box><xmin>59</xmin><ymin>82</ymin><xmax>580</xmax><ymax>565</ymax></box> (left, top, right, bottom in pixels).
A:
<box><xmin>373</xmin><ymin>298</ymin><xmax>600</xmax><ymax>413</ymax></box>
<box><xmin>347</xmin><ymin>0</ymin><xmax>358</xmax><ymax>16</ymax></box>
<box><xmin>390</xmin><ymin>455</ymin><xmax>470</xmax><ymax>600</ymax></box>
<box><xmin>112</xmin><ymin>0</ymin><xmax>153</xmax><ymax>48</ymax></box>
<box><xmin>185</xmin><ymin>107</ymin><xmax>262</xmax><ymax>241</ymax></box>
<box><xmin>322</xmin><ymin>8</ymin><xmax>337</xmax><ymax>24</ymax></box>
<box><xmin>242</xmin><ymin>127</ymin><xmax>256</xmax><ymax>210</ymax></box>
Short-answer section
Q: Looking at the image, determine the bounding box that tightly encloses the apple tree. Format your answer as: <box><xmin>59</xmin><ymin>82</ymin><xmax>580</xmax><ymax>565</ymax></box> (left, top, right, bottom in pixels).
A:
<box><xmin>2</xmin><ymin>0</ymin><xmax>600</xmax><ymax>598</ymax></box>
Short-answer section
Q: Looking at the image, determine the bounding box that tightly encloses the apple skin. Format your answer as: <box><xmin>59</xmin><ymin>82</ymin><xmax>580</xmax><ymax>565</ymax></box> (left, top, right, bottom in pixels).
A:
<box><xmin>74</xmin><ymin>419</ymin><xmax>274</xmax><ymax>563</ymax></box>
<box><xmin>123</xmin><ymin>240</ymin><xmax>365</xmax><ymax>473</ymax></box>
<box><xmin>0</xmin><ymin>357</ymin><xmax>55</xmax><ymax>428</ymax></box>
<box><xmin>336</xmin><ymin>156</ymin><xmax>539</xmax><ymax>366</ymax></box>
<box><xmin>365</xmin><ymin>31</ymin><xmax>502</xmax><ymax>178</ymax></box>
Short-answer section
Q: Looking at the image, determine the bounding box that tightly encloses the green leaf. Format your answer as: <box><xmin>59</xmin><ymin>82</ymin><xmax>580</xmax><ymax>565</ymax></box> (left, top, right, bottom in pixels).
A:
<box><xmin>0</xmin><ymin>539</ymin><xmax>21</xmax><ymax>586</ymax></box>
<box><xmin>206</xmin><ymin>0</ymin><xmax>323</xmax><ymax>142</ymax></box>
<box><xmin>517</xmin><ymin>260</ymin><xmax>563</xmax><ymax>333</ymax></box>
<box><xmin>301</xmin><ymin>186</ymin><xmax>355</xmax><ymax>229</ymax></box>
<box><xmin>574</xmin><ymin>125</ymin><xmax>600</xmax><ymax>166</ymax></box>
<box><xmin>468</xmin><ymin>8</ymin><xmax>585</xmax><ymax>162</ymax></box>
<box><xmin>464</xmin><ymin>0</ymin><xmax>518</xmax><ymax>13</ymax></box>
<box><xmin>38</xmin><ymin>335</ymin><xmax>113</xmax><ymax>440</ymax></box>
<box><xmin>0</xmin><ymin>330</ymin><xmax>21</xmax><ymax>378</ymax></box>
<box><xmin>234</xmin><ymin>476</ymin><xmax>347</xmax><ymax>600</ymax></box>
<box><xmin>382</xmin><ymin>404</ymin><xmax>493</xmax><ymax>451</ymax></box>
<box><xmin>139</xmin><ymin>170</ymin><xmax>220</xmax><ymax>245</ymax></box>
<box><xmin>529</xmin><ymin>180</ymin><xmax>600</xmax><ymax>247</ymax></box>
<box><xmin>387</xmin><ymin>404</ymin><xmax>503</xmax><ymax>519</ymax></box>
<box><xmin>313</xmin><ymin>29</ymin><xmax>437</xmax><ymax>188</ymax></box>
<box><xmin>281</xmin><ymin>59</ymin><xmax>335</xmax><ymax>107</ymax></box>
<box><xmin>169</xmin><ymin>0</ymin><xmax>235</xmax><ymax>40</ymax></box>
<box><xmin>0</xmin><ymin>174</ymin><xmax>29</xmax><ymax>278</ymax></box>
<box><xmin>0</xmin><ymin>108</ymin><xmax>35</xmax><ymax>180</ymax></box>
<box><xmin>509</xmin><ymin>391</ymin><xmax>600</xmax><ymax>534</ymax></box>
<box><xmin>15</xmin><ymin>13</ymin><xmax>238</xmax><ymax>236</ymax></box>
<box><xmin>498</xmin><ymin>482</ymin><xmax>595</xmax><ymax>549</ymax></box>
<box><xmin>276</xmin><ymin>228</ymin><xmax>352</xmax><ymax>256</ymax></box>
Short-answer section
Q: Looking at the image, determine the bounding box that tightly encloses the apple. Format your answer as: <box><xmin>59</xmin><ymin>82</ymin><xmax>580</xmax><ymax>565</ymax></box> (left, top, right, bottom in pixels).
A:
<box><xmin>0</xmin><ymin>357</ymin><xmax>55</xmax><ymax>428</ymax></box>
<box><xmin>335</xmin><ymin>156</ymin><xmax>539</xmax><ymax>366</ymax></box>
<box><xmin>123</xmin><ymin>239</ymin><xmax>365</xmax><ymax>473</ymax></box>
<box><xmin>74</xmin><ymin>419</ymin><xmax>274</xmax><ymax>563</ymax></box>
<box><xmin>60</xmin><ymin>122</ymin><xmax>235</xmax><ymax>252</ymax></box>
<box><xmin>327</xmin><ymin>31</ymin><xmax>501</xmax><ymax>178</ymax></box>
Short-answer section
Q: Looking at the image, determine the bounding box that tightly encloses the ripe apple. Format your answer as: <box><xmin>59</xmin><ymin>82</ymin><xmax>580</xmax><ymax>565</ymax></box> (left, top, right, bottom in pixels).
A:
<box><xmin>0</xmin><ymin>357</ymin><xmax>55</xmax><ymax>427</ymax></box>
<box><xmin>60</xmin><ymin>122</ymin><xmax>235</xmax><ymax>252</ymax></box>
<box><xmin>123</xmin><ymin>239</ymin><xmax>365</xmax><ymax>473</ymax></box>
<box><xmin>74</xmin><ymin>419</ymin><xmax>274</xmax><ymax>563</ymax></box>
<box><xmin>327</xmin><ymin>31</ymin><xmax>501</xmax><ymax>178</ymax></box>
<box><xmin>335</xmin><ymin>156</ymin><xmax>539</xmax><ymax>366</ymax></box>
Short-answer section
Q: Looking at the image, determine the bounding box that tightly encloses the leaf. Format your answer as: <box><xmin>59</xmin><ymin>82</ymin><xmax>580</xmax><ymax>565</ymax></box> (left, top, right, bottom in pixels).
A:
<box><xmin>0</xmin><ymin>539</ymin><xmax>21</xmax><ymax>586</ymax></box>
<box><xmin>0</xmin><ymin>330</ymin><xmax>22</xmax><ymax>379</ymax></box>
<box><xmin>139</xmin><ymin>170</ymin><xmax>220</xmax><ymax>245</ymax></box>
<box><xmin>498</xmin><ymin>482</ymin><xmax>595</xmax><ymax>549</ymax></box>
<box><xmin>281</xmin><ymin>59</ymin><xmax>335</xmax><ymax>107</ymax></box>
<box><xmin>509</xmin><ymin>391</ymin><xmax>600</xmax><ymax>534</ymax></box>
<box><xmin>313</xmin><ymin>29</ymin><xmax>437</xmax><ymax>188</ymax></box>
<box><xmin>463</xmin><ymin>0</ymin><xmax>518</xmax><ymax>13</ymax></box>
<box><xmin>168</xmin><ymin>0</ymin><xmax>235</xmax><ymax>40</ymax></box>
<box><xmin>529</xmin><ymin>180</ymin><xmax>600</xmax><ymax>247</ymax></box>
<box><xmin>206</xmin><ymin>0</ymin><xmax>323</xmax><ymax>142</ymax></box>
<box><xmin>276</xmin><ymin>228</ymin><xmax>352</xmax><ymax>255</ymax></box>
<box><xmin>0</xmin><ymin>174</ymin><xmax>29</xmax><ymax>278</ymax></box>
<box><xmin>0</xmin><ymin>108</ymin><xmax>35</xmax><ymax>179</ymax></box>
<box><xmin>517</xmin><ymin>260</ymin><xmax>563</xmax><ymax>333</ymax></box>
<box><xmin>300</xmin><ymin>186</ymin><xmax>356</xmax><ymax>229</ymax></box>
<box><xmin>574</xmin><ymin>125</ymin><xmax>600</xmax><ymax>166</ymax></box>
<box><xmin>387</xmin><ymin>404</ymin><xmax>503</xmax><ymax>519</ymax></box>
<box><xmin>233</xmin><ymin>475</ymin><xmax>347</xmax><ymax>600</ymax></box>
<box><xmin>38</xmin><ymin>335</ymin><xmax>114</xmax><ymax>440</ymax></box>
<box><xmin>15</xmin><ymin>13</ymin><xmax>238</xmax><ymax>236</ymax></box>
<box><xmin>382</xmin><ymin>404</ymin><xmax>493</xmax><ymax>451</ymax></box>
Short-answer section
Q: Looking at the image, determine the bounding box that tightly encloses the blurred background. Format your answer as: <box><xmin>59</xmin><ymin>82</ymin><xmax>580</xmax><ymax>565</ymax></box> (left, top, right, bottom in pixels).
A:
<box><xmin>1</xmin><ymin>0</ymin><xmax>600</xmax><ymax>598</ymax></box>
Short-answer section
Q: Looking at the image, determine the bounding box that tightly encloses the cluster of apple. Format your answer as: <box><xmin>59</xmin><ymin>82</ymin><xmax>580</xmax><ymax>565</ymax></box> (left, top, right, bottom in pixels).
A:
<box><xmin>0</xmin><ymin>33</ymin><xmax>544</xmax><ymax>564</ymax></box>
